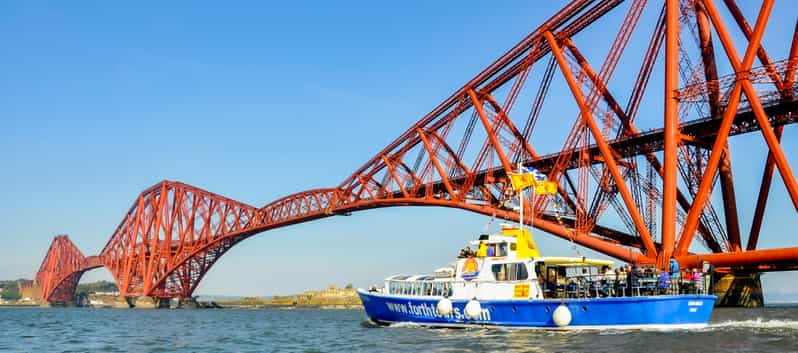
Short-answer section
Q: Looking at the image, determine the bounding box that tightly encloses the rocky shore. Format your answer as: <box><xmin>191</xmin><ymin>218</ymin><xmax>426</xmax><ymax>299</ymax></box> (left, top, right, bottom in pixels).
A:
<box><xmin>217</xmin><ymin>286</ymin><xmax>362</xmax><ymax>309</ymax></box>
<box><xmin>0</xmin><ymin>280</ymin><xmax>363</xmax><ymax>309</ymax></box>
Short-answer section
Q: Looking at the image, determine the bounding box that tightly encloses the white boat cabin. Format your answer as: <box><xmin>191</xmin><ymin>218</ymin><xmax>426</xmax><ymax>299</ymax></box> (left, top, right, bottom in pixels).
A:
<box><xmin>380</xmin><ymin>225</ymin><xmax>615</xmax><ymax>300</ymax></box>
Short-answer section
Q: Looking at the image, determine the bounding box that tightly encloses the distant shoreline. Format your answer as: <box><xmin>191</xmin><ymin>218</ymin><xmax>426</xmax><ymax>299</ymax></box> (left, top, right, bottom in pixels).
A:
<box><xmin>218</xmin><ymin>304</ymin><xmax>362</xmax><ymax>310</ymax></box>
<box><xmin>212</xmin><ymin>286</ymin><xmax>362</xmax><ymax>309</ymax></box>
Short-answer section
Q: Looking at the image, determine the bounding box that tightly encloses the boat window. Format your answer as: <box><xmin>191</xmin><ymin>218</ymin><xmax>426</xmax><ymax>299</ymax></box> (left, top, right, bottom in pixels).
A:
<box><xmin>535</xmin><ymin>262</ymin><xmax>545</xmax><ymax>277</ymax></box>
<box><xmin>498</xmin><ymin>242</ymin><xmax>509</xmax><ymax>257</ymax></box>
<box><xmin>491</xmin><ymin>262</ymin><xmax>529</xmax><ymax>281</ymax></box>
<box><xmin>389</xmin><ymin>279</ymin><xmax>453</xmax><ymax>296</ymax></box>
<box><xmin>566</xmin><ymin>266</ymin><xmax>597</xmax><ymax>278</ymax></box>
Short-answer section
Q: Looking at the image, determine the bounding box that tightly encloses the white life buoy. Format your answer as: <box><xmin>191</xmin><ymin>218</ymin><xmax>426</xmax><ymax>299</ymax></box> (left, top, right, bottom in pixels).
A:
<box><xmin>552</xmin><ymin>304</ymin><xmax>572</xmax><ymax>327</ymax></box>
<box><xmin>437</xmin><ymin>298</ymin><xmax>453</xmax><ymax>316</ymax></box>
<box><xmin>464</xmin><ymin>299</ymin><xmax>482</xmax><ymax>320</ymax></box>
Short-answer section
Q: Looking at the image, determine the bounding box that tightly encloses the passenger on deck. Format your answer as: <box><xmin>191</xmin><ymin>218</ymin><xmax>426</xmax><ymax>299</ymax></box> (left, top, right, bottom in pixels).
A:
<box><xmin>566</xmin><ymin>279</ymin><xmax>578</xmax><ymax>298</ymax></box>
<box><xmin>603</xmin><ymin>266</ymin><xmax>616</xmax><ymax>282</ymax></box>
<box><xmin>630</xmin><ymin>266</ymin><xmax>642</xmax><ymax>295</ymax></box>
<box><xmin>684</xmin><ymin>268</ymin><xmax>697</xmax><ymax>293</ymax></box>
<box><xmin>669</xmin><ymin>257</ymin><xmax>680</xmax><ymax>292</ymax></box>
<box><xmin>613</xmin><ymin>268</ymin><xmax>622</xmax><ymax>296</ymax></box>
<box><xmin>476</xmin><ymin>241</ymin><xmax>488</xmax><ymax>257</ymax></box>
<box><xmin>644</xmin><ymin>267</ymin><xmax>654</xmax><ymax>278</ymax></box>
<box><xmin>624</xmin><ymin>264</ymin><xmax>633</xmax><ymax>296</ymax></box>
<box><xmin>546</xmin><ymin>273</ymin><xmax>558</xmax><ymax>297</ymax></box>
<box><xmin>657</xmin><ymin>271</ymin><xmax>671</xmax><ymax>294</ymax></box>
<box><xmin>458</xmin><ymin>247</ymin><xmax>475</xmax><ymax>258</ymax></box>
<box><xmin>486</xmin><ymin>244</ymin><xmax>495</xmax><ymax>257</ymax></box>
<box><xmin>692</xmin><ymin>268</ymin><xmax>702</xmax><ymax>293</ymax></box>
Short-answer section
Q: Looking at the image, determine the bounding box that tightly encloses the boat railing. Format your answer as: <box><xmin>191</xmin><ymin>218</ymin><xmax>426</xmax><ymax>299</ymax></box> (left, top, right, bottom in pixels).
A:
<box><xmin>386</xmin><ymin>279</ymin><xmax>453</xmax><ymax>297</ymax></box>
<box><xmin>544</xmin><ymin>272</ymin><xmax>710</xmax><ymax>299</ymax></box>
<box><xmin>386</xmin><ymin>277</ymin><xmax>530</xmax><ymax>297</ymax></box>
<box><xmin>385</xmin><ymin>272</ymin><xmax>710</xmax><ymax>299</ymax></box>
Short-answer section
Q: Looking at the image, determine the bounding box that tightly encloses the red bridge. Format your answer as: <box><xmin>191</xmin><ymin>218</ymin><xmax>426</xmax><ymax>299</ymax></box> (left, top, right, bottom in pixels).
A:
<box><xmin>37</xmin><ymin>0</ymin><xmax>797</xmax><ymax>306</ymax></box>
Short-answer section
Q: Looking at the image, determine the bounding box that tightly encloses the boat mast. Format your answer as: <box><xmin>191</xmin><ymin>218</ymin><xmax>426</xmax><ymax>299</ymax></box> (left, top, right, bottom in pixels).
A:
<box><xmin>517</xmin><ymin>162</ymin><xmax>525</xmax><ymax>233</ymax></box>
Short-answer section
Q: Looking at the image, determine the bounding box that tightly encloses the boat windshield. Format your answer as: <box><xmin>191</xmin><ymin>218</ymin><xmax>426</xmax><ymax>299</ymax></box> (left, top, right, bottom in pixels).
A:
<box><xmin>491</xmin><ymin>262</ymin><xmax>529</xmax><ymax>281</ymax></box>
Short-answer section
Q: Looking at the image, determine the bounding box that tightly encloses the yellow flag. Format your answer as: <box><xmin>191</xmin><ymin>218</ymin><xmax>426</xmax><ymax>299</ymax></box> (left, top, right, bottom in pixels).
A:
<box><xmin>508</xmin><ymin>172</ymin><xmax>537</xmax><ymax>191</ymax></box>
<box><xmin>533</xmin><ymin>181</ymin><xmax>559</xmax><ymax>195</ymax></box>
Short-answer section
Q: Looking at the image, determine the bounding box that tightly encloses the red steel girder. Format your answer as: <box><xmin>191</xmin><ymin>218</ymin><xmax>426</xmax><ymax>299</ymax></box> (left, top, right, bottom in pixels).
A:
<box><xmin>544</xmin><ymin>29</ymin><xmax>658</xmax><ymax>257</ymax></box>
<box><xmin>36</xmin><ymin>236</ymin><xmax>102</xmax><ymax>304</ymax></box>
<box><xmin>660</xmin><ymin>0</ymin><xmax>680</xmax><ymax>266</ymax></box>
<box><xmin>33</xmin><ymin>0</ymin><xmax>798</xmax><ymax>301</ymax></box>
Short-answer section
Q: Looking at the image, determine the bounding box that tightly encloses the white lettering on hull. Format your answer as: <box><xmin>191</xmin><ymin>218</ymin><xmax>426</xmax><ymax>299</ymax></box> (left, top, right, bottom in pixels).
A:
<box><xmin>385</xmin><ymin>301</ymin><xmax>491</xmax><ymax>321</ymax></box>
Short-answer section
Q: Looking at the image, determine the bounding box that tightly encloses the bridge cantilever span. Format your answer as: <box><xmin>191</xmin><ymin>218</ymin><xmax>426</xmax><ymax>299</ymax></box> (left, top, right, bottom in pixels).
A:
<box><xmin>36</xmin><ymin>0</ymin><xmax>798</xmax><ymax>304</ymax></box>
<box><xmin>36</xmin><ymin>236</ymin><xmax>103</xmax><ymax>304</ymax></box>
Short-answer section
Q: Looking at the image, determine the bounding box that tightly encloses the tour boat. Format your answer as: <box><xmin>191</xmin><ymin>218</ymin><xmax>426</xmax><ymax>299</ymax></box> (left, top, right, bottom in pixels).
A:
<box><xmin>357</xmin><ymin>226</ymin><xmax>717</xmax><ymax>329</ymax></box>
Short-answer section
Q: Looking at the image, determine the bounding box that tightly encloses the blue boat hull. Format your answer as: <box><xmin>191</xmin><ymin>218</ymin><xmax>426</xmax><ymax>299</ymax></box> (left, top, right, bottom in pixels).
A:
<box><xmin>358</xmin><ymin>290</ymin><xmax>716</xmax><ymax>329</ymax></box>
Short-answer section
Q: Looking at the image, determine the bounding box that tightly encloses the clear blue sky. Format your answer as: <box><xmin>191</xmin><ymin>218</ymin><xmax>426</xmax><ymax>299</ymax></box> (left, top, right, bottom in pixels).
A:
<box><xmin>1</xmin><ymin>1</ymin><xmax>796</xmax><ymax>300</ymax></box>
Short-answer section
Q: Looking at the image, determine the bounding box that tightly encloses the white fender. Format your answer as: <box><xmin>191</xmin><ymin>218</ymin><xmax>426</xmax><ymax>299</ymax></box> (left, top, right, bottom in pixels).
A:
<box><xmin>552</xmin><ymin>304</ymin><xmax>572</xmax><ymax>327</ymax></box>
<box><xmin>436</xmin><ymin>298</ymin><xmax>453</xmax><ymax>316</ymax></box>
<box><xmin>464</xmin><ymin>299</ymin><xmax>482</xmax><ymax>320</ymax></box>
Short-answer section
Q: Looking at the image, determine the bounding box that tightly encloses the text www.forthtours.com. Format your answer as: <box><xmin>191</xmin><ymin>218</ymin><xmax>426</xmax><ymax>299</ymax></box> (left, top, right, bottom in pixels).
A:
<box><xmin>385</xmin><ymin>302</ymin><xmax>491</xmax><ymax>321</ymax></box>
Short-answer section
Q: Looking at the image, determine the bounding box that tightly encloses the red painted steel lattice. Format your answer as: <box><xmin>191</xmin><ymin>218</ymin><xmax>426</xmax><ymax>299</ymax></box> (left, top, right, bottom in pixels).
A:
<box><xmin>36</xmin><ymin>0</ymin><xmax>798</xmax><ymax>302</ymax></box>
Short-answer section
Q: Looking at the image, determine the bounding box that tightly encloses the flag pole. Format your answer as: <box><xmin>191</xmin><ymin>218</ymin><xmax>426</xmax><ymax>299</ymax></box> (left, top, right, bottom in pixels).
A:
<box><xmin>531</xmin><ymin>178</ymin><xmax>535</xmax><ymax>235</ymax></box>
<box><xmin>518</xmin><ymin>162</ymin><xmax>524</xmax><ymax>233</ymax></box>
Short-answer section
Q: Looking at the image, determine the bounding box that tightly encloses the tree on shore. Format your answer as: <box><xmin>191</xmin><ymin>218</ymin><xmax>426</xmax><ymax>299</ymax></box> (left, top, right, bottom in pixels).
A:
<box><xmin>1</xmin><ymin>285</ymin><xmax>21</xmax><ymax>301</ymax></box>
<box><xmin>76</xmin><ymin>280</ymin><xmax>118</xmax><ymax>296</ymax></box>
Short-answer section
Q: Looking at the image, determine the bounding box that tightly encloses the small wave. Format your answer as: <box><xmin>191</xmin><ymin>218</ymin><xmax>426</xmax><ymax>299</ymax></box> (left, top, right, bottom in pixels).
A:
<box><xmin>360</xmin><ymin>320</ymin><xmax>382</xmax><ymax>328</ymax></box>
<box><xmin>385</xmin><ymin>321</ymin><xmax>425</xmax><ymax>328</ymax></box>
<box><xmin>711</xmin><ymin>318</ymin><xmax>798</xmax><ymax>329</ymax></box>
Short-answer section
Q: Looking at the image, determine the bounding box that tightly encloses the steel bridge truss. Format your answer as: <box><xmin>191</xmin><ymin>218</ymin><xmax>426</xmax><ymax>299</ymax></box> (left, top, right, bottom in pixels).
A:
<box><xmin>36</xmin><ymin>0</ymin><xmax>798</xmax><ymax>302</ymax></box>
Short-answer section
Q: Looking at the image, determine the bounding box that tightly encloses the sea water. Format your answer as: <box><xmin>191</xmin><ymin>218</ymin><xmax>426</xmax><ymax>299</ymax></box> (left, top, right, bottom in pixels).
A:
<box><xmin>0</xmin><ymin>306</ymin><xmax>796</xmax><ymax>352</ymax></box>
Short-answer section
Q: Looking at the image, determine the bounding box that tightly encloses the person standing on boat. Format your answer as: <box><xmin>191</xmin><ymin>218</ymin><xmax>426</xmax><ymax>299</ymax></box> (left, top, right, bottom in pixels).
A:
<box><xmin>692</xmin><ymin>268</ymin><xmax>702</xmax><ymax>294</ymax></box>
<box><xmin>613</xmin><ymin>268</ymin><xmax>622</xmax><ymax>297</ymax></box>
<box><xmin>669</xmin><ymin>257</ymin><xmax>680</xmax><ymax>293</ymax></box>
<box><xmin>476</xmin><ymin>241</ymin><xmax>488</xmax><ymax>257</ymax></box>
<box><xmin>624</xmin><ymin>264</ymin><xmax>633</xmax><ymax>296</ymax></box>
<box><xmin>458</xmin><ymin>247</ymin><xmax>475</xmax><ymax>258</ymax></box>
<box><xmin>657</xmin><ymin>270</ymin><xmax>671</xmax><ymax>295</ymax></box>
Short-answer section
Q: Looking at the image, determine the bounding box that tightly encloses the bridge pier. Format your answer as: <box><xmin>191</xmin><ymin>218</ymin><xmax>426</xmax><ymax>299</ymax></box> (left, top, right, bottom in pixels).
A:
<box><xmin>45</xmin><ymin>300</ymin><xmax>76</xmax><ymax>308</ymax></box>
<box><xmin>154</xmin><ymin>297</ymin><xmax>172</xmax><ymax>309</ymax></box>
<box><xmin>712</xmin><ymin>272</ymin><xmax>764</xmax><ymax>308</ymax></box>
<box><xmin>122</xmin><ymin>296</ymin><xmax>174</xmax><ymax>308</ymax></box>
<box><xmin>177</xmin><ymin>297</ymin><xmax>198</xmax><ymax>309</ymax></box>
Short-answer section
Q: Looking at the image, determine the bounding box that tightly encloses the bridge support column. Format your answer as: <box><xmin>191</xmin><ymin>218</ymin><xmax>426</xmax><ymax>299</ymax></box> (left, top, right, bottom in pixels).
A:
<box><xmin>712</xmin><ymin>272</ymin><xmax>764</xmax><ymax>308</ymax></box>
<box><xmin>125</xmin><ymin>297</ymin><xmax>137</xmax><ymax>308</ymax></box>
<box><xmin>47</xmin><ymin>300</ymin><xmax>75</xmax><ymax>308</ymax></box>
<box><xmin>153</xmin><ymin>297</ymin><xmax>172</xmax><ymax>309</ymax></box>
<box><xmin>177</xmin><ymin>297</ymin><xmax>199</xmax><ymax>309</ymax></box>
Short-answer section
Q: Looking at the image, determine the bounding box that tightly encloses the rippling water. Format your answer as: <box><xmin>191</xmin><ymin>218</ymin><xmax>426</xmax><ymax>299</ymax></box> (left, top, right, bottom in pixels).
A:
<box><xmin>1</xmin><ymin>306</ymin><xmax>797</xmax><ymax>352</ymax></box>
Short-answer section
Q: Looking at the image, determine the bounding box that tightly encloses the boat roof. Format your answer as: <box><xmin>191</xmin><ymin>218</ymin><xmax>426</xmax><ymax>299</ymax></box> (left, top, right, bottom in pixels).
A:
<box><xmin>537</xmin><ymin>256</ymin><xmax>614</xmax><ymax>267</ymax></box>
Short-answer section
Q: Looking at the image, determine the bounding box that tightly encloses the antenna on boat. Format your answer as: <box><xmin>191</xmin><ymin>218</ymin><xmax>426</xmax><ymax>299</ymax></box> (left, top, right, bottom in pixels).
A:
<box><xmin>483</xmin><ymin>210</ymin><xmax>496</xmax><ymax>231</ymax></box>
